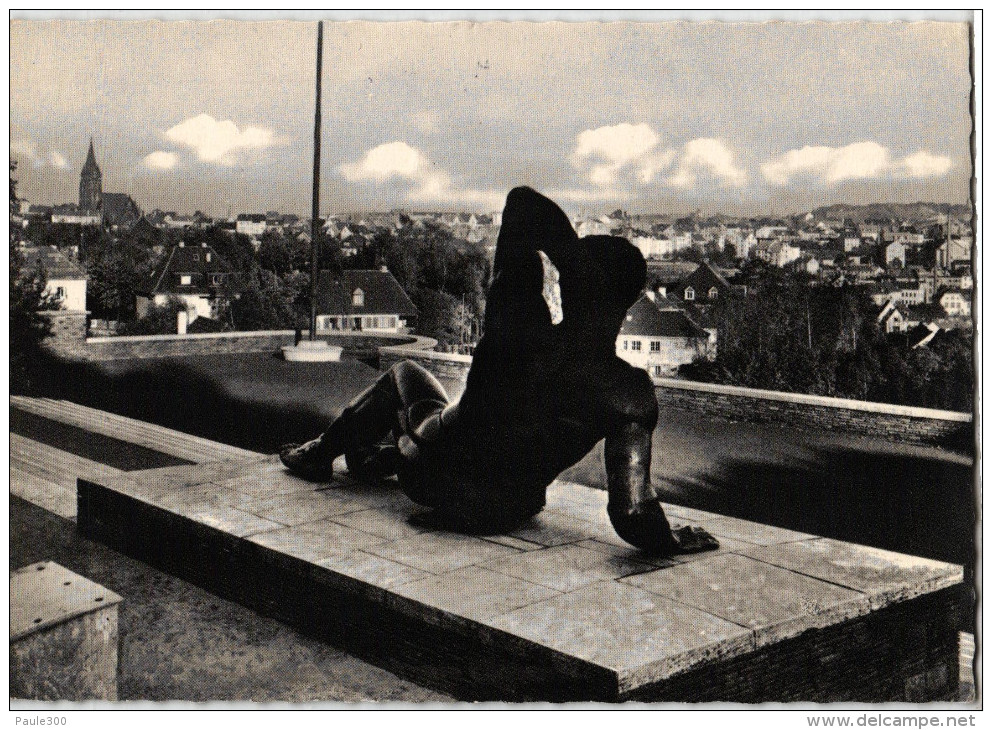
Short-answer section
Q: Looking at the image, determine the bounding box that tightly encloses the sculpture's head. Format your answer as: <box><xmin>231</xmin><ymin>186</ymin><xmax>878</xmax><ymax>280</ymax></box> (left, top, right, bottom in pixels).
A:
<box><xmin>494</xmin><ymin>186</ymin><xmax>646</xmax><ymax>313</ymax></box>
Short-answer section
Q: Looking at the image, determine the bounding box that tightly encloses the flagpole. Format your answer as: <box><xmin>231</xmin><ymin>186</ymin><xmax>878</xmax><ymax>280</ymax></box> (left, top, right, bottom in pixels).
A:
<box><xmin>309</xmin><ymin>20</ymin><xmax>323</xmax><ymax>341</ymax></box>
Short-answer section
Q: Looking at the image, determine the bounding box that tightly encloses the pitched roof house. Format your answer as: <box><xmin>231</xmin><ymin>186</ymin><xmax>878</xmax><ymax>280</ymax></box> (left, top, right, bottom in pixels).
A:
<box><xmin>616</xmin><ymin>293</ymin><xmax>715</xmax><ymax>378</ymax></box>
<box><xmin>136</xmin><ymin>243</ymin><xmax>236</xmax><ymax>324</ymax></box>
<box><xmin>315</xmin><ymin>269</ymin><xmax>417</xmax><ymax>333</ymax></box>
<box><xmin>21</xmin><ymin>245</ymin><xmax>88</xmax><ymax>311</ymax></box>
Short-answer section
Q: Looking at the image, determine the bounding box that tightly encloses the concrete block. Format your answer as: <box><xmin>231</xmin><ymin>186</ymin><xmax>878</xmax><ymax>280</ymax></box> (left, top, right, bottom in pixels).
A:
<box><xmin>76</xmin><ymin>461</ymin><xmax>965</xmax><ymax>702</ymax></box>
<box><xmin>10</xmin><ymin>562</ymin><xmax>122</xmax><ymax>700</ymax></box>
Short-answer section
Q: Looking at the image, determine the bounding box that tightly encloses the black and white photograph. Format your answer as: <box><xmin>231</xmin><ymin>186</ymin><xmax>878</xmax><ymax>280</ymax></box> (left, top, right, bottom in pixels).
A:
<box><xmin>8</xmin><ymin>9</ymin><xmax>979</xmax><ymax>715</ymax></box>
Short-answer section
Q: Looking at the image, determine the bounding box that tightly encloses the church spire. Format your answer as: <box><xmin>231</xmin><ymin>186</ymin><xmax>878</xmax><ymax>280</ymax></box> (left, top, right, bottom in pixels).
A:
<box><xmin>82</xmin><ymin>138</ymin><xmax>100</xmax><ymax>176</ymax></box>
<box><xmin>79</xmin><ymin>137</ymin><xmax>103</xmax><ymax>212</ymax></box>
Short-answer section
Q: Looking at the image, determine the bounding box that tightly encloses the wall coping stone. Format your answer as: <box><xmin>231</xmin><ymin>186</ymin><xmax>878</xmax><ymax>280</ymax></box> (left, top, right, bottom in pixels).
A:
<box><xmin>652</xmin><ymin>377</ymin><xmax>971</xmax><ymax>423</ymax></box>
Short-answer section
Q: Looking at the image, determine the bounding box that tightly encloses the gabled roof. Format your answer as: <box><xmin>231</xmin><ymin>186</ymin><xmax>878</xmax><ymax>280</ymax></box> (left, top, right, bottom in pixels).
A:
<box><xmin>237</xmin><ymin>213</ymin><xmax>267</xmax><ymax>223</ymax></box>
<box><xmin>680</xmin><ymin>261</ymin><xmax>731</xmax><ymax>293</ymax></box>
<box><xmin>315</xmin><ymin>269</ymin><xmax>417</xmax><ymax>317</ymax></box>
<box><xmin>21</xmin><ymin>246</ymin><xmax>87</xmax><ymax>280</ymax></box>
<box><xmin>619</xmin><ymin>295</ymin><xmax>710</xmax><ymax>339</ymax></box>
<box><xmin>140</xmin><ymin>244</ymin><xmax>234</xmax><ymax>296</ymax></box>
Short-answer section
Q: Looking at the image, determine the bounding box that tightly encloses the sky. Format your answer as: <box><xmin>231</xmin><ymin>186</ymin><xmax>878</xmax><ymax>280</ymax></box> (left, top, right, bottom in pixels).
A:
<box><xmin>9</xmin><ymin>16</ymin><xmax>974</xmax><ymax>217</ymax></box>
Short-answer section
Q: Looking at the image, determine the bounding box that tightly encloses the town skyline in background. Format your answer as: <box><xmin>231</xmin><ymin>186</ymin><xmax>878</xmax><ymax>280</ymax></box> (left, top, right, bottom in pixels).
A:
<box><xmin>10</xmin><ymin>17</ymin><xmax>973</xmax><ymax>218</ymax></box>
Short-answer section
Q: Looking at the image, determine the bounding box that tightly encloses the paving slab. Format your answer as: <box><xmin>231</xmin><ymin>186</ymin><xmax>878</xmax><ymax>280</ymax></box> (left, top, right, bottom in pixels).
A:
<box><xmin>738</xmin><ymin>538</ymin><xmax>964</xmax><ymax>610</ymax></box>
<box><xmin>489</xmin><ymin>580</ymin><xmax>754</xmax><ymax>694</ymax></box>
<box><xmin>482</xmin><ymin>542</ymin><xmax>656</xmax><ymax>593</ymax></box>
<box><xmin>367</xmin><ymin>531</ymin><xmax>524</xmax><ymax>575</ymax></box>
<box><xmin>76</xmin><ymin>457</ymin><xmax>966</xmax><ymax>702</ymax></box>
<box><xmin>390</xmin><ymin>566</ymin><xmax>561</xmax><ymax>626</ymax></box>
<box><xmin>621</xmin><ymin>553</ymin><xmax>871</xmax><ymax>646</ymax></box>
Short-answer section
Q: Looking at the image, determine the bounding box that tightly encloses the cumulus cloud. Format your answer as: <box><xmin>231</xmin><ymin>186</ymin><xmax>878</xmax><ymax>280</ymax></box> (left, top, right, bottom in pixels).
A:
<box><xmin>668</xmin><ymin>138</ymin><xmax>747</xmax><ymax>189</ymax></box>
<box><xmin>339</xmin><ymin>141</ymin><xmax>501</xmax><ymax>209</ymax></box>
<box><xmin>164</xmin><ymin>114</ymin><xmax>279</xmax><ymax>165</ymax></box>
<box><xmin>761</xmin><ymin>143</ymin><xmax>953</xmax><ymax>186</ymax></box>
<box><xmin>48</xmin><ymin>151</ymin><xmax>69</xmax><ymax>169</ymax></box>
<box><xmin>144</xmin><ymin>151</ymin><xmax>179</xmax><ymax>170</ymax></box>
<box><xmin>899</xmin><ymin>151</ymin><xmax>954</xmax><ymax>178</ymax></box>
<box><xmin>570</xmin><ymin>123</ymin><xmax>676</xmax><ymax>187</ymax></box>
<box><xmin>10</xmin><ymin>138</ymin><xmax>70</xmax><ymax>170</ymax></box>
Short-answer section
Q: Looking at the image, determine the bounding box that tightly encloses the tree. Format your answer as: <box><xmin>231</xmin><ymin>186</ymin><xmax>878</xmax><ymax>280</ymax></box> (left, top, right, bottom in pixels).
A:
<box><xmin>227</xmin><ymin>268</ymin><xmax>306</xmax><ymax>331</ymax></box>
<box><xmin>10</xmin><ymin>162</ymin><xmax>55</xmax><ymax>393</ymax></box>
<box><xmin>121</xmin><ymin>297</ymin><xmax>187</xmax><ymax>335</ymax></box>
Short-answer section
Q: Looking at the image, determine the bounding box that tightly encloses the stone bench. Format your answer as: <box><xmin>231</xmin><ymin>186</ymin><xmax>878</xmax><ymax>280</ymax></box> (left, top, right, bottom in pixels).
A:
<box><xmin>10</xmin><ymin>562</ymin><xmax>123</xmax><ymax>700</ymax></box>
<box><xmin>77</xmin><ymin>457</ymin><xmax>964</xmax><ymax>702</ymax></box>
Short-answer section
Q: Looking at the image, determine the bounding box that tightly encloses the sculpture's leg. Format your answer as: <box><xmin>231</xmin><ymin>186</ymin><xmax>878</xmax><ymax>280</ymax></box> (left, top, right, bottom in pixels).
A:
<box><xmin>279</xmin><ymin>361</ymin><xmax>448</xmax><ymax>481</ymax></box>
<box><xmin>600</xmin><ymin>366</ymin><xmax>719</xmax><ymax>556</ymax></box>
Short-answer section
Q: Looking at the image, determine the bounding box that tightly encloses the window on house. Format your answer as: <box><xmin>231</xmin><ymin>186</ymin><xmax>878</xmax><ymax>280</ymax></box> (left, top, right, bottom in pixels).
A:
<box><xmin>684</xmin><ymin>287</ymin><xmax>695</xmax><ymax>300</ymax></box>
<box><xmin>180</xmin><ymin>274</ymin><xmax>192</xmax><ymax>286</ymax></box>
<box><xmin>631</xmin><ymin>341</ymin><xmax>642</xmax><ymax>351</ymax></box>
<box><xmin>55</xmin><ymin>286</ymin><xmax>65</xmax><ymax>299</ymax></box>
<box><xmin>653</xmin><ymin>366</ymin><xmax>663</xmax><ymax>377</ymax></box>
<box><xmin>622</xmin><ymin>340</ymin><xmax>628</xmax><ymax>350</ymax></box>
<box><xmin>192</xmin><ymin>253</ymin><xmax>199</xmax><ymax>261</ymax></box>
<box><xmin>650</xmin><ymin>341</ymin><xmax>660</xmax><ymax>353</ymax></box>
<box><xmin>211</xmin><ymin>274</ymin><xmax>224</xmax><ymax>285</ymax></box>
<box><xmin>352</xmin><ymin>288</ymin><xmax>365</xmax><ymax>307</ymax></box>
<box><xmin>709</xmin><ymin>287</ymin><xmax>719</xmax><ymax>299</ymax></box>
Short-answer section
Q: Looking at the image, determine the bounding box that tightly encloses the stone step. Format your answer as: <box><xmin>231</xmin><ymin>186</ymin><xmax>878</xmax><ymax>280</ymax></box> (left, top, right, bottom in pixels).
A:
<box><xmin>9</xmin><ymin>396</ymin><xmax>259</xmax><ymax>463</ymax></box>
<box><xmin>76</xmin><ymin>457</ymin><xmax>966</xmax><ymax>702</ymax></box>
<box><xmin>11</xmin><ymin>433</ymin><xmax>124</xmax><ymax>488</ymax></box>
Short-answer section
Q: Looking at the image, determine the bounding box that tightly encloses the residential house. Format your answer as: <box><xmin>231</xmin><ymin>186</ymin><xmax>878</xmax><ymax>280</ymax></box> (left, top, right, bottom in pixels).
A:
<box><xmin>936</xmin><ymin>288</ymin><xmax>971</xmax><ymax>318</ymax></box>
<box><xmin>136</xmin><ymin>242</ymin><xmax>236</xmax><ymax>323</ymax></box>
<box><xmin>936</xmin><ymin>237</ymin><xmax>971</xmax><ymax>268</ymax></box>
<box><xmin>616</xmin><ymin>293</ymin><xmax>715</xmax><ymax>378</ymax></box>
<box><xmin>21</xmin><ymin>245</ymin><xmax>88</xmax><ymax>311</ymax></box>
<box><xmin>884</xmin><ymin>240</ymin><xmax>907</xmax><ymax>268</ymax></box>
<box><xmin>314</xmin><ymin>269</ymin><xmax>418</xmax><ymax>333</ymax></box>
<box><xmin>875</xmin><ymin>299</ymin><xmax>917</xmax><ymax>334</ymax></box>
<box><xmin>673</xmin><ymin>261</ymin><xmax>732</xmax><ymax>303</ymax></box>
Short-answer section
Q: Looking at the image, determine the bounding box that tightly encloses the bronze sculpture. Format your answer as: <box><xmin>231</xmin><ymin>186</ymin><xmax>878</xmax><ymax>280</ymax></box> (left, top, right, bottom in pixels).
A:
<box><xmin>281</xmin><ymin>187</ymin><xmax>719</xmax><ymax>555</ymax></box>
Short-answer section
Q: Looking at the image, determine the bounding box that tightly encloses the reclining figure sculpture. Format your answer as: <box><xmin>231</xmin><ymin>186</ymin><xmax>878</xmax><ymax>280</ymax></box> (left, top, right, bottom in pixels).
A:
<box><xmin>281</xmin><ymin>187</ymin><xmax>719</xmax><ymax>555</ymax></box>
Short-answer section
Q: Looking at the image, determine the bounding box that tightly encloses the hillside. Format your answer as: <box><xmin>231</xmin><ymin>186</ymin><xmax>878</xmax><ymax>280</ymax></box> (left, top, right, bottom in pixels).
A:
<box><xmin>808</xmin><ymin>202</ymin><xmax>971</xmax><ymax>224</ymax></box>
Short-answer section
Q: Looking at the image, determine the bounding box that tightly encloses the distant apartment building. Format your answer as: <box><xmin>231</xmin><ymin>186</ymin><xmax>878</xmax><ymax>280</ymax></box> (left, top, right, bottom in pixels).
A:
<box><xmin>21</xmin><ymin>245</ymin><xmax>88</xmax><ymax>311</ymax></box>
<box><xmin>314</xmin><ymin>269</ymin><xmax>418</xmax><ymax>333</ymax></box>
<box><xmin>616</xmin><ymin>293</ymin><xmax>714</xmax><ymax>378</ymax></box>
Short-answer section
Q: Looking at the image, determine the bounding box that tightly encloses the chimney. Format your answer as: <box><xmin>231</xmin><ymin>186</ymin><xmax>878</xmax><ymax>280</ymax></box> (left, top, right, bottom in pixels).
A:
<box><xmin>178</xmin><ymin>240</ymin><xmax>185</xmax><ymax>247</ymax></box>
<box><xmin>201</xmin><ymin>242</ymin><xmax>207</xmax><ymax>247</ymax></box>
<box><xmin>380</xmin><ymin>265</ymin><xmax>389</xmax><ymax>273</ymax></box>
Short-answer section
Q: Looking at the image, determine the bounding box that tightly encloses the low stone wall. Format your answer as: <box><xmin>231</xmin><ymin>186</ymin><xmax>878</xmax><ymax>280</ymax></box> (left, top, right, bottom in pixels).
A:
<box><xmin>38</xmin><ymin>311</ymin><xmax>90</xmax><ymax>360</ymax></box>
<box><xmin>78</xmin><ymin>330</ymin><xmax>433</xmax><ymax>362</ymax></box>
<box><xmin>653</xmin><ymin>377</ymin><xmax>971</xmax><ymax>445</ymax></box>
<box><xmin>379</xmin><ymin>344</ymin><xmax>472</xmax><ymax>383</ymax></box>
<box><xmin>379</xmin><ymin>347</ymin><xmax>970</xmax><ymax>445</ymax></box>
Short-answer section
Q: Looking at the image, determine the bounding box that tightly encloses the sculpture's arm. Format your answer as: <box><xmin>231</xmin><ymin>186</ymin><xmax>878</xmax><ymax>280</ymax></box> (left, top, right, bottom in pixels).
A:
<box><xmin>605</xmin><ymin>421</ymin><xmax>719</xmax><ymax>556</ymax></box>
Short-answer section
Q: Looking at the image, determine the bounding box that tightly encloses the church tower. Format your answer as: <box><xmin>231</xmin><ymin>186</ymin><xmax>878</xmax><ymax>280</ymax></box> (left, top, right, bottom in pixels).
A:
<box><xmin>79</xmin><ymin>138</ymin><xmax>102</xmax><ymax>212</ymax></box>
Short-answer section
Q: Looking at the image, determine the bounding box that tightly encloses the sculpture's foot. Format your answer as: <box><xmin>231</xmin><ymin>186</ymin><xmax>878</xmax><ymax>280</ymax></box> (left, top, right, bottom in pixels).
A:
<box><xmin>279</xmin><ymin>438</ymin><xmax>337</xmax><ymax>482</ymax></box>
<box><xmin>671</xmin><ymin>525</ymin><xmax>720</xmax><ymax>554</ymax></box>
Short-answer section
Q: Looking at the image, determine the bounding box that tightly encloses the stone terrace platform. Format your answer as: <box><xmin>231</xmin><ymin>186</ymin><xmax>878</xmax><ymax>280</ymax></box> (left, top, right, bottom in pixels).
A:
<box><xmin>77</xmin><ymin>456</ymin><xmax>965</xmax><ymax>702</ymax></box>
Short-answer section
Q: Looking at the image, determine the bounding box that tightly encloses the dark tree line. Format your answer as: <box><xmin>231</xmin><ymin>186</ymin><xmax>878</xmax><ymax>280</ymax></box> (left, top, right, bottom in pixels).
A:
<box><xmin>682</xmin><ymin>261</ymin><xmax>973</xmax><ymax>411</ymax></box>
